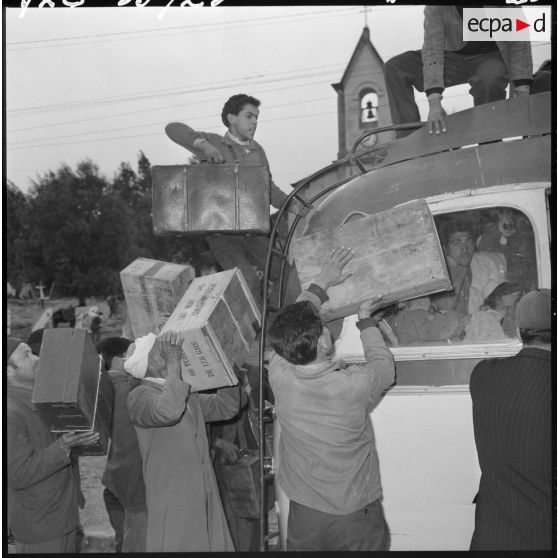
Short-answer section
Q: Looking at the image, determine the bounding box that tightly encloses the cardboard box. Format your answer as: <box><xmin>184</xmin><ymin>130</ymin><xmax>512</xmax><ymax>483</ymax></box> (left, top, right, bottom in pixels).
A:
<box><xmin>32</xmin><ymin>329</ymin><xmax>101</xmax><ymax>430</ymax></box>
<box><xmin>291</xmin><ymin>199</ymin><xmax>452</xmax><ymax>321</ymax></box>
<box><xmin>120</xmin><ymin>258</ymin><xmax>195</xmax><ymax>338</ymax></box>
<box><xmin>151</xmin><ymin>163</ymin><xmax>271</xmax><ymax>235</ymax></box>
<box><xmin>161</xmin><ymin>268</ymin><xmax>261</xmax><ymax>392</ymax></box>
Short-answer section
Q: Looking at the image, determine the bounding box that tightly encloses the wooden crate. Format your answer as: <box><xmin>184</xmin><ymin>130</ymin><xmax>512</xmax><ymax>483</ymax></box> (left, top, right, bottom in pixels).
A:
<box><xmin>32</xmin><ymin>329</ymin><xmax>101</xmax><ymax>430</ymax></box>
<box><xmin>152</xmin><ymin>163</ymin><xmax>270</xmax><ymax>235</ymax></box>
<box><xmin>291</xmin><ymin>199</ymin><xmax>452</xmax><ymax>321</ymax></box>
<box><xmin>120</xmin><ymin>258</ymin><xmax>195</xmax><ymax>338</ymax></box>
<box><xmin>161</xmin><ymin>268</ymin><xmax>261</xmax><ymax>392</ymax></box>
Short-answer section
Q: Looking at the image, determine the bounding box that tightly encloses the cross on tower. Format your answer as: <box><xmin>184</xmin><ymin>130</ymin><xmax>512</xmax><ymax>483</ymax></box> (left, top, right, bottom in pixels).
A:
<box><xmin>361</xmin><ymin>5</ymin><xmax>370</xmax><ymax>27</ymax></box>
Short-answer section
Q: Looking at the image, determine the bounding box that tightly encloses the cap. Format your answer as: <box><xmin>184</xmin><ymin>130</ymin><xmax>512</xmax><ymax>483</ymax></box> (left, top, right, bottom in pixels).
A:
<box><xmin>516</xmin><ymin>289</ymin><xmax>551</xmax><ymax>330</ymax></box>
<box><xmin>7</xmin><ymin>337</ymin><xmax>24</xmax><ymax>360</ymax></box>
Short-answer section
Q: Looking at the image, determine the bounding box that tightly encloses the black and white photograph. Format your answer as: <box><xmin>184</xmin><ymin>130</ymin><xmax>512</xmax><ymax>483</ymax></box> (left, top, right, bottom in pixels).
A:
<box><xmin>5</xmin><ymin>1</ymin><xmax>553</xmax><ymax>553</ymax></box>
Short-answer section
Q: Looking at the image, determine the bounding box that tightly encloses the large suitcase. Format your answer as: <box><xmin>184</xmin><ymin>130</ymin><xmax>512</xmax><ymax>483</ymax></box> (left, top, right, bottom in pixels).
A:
<box><xmin>291</xmin><ymin>199</ymin><xmax>452</xmax><ymax>321</ymax></box>
<box><xmin>120</xmin><ymin>257</ymin><xmax>195</xmax><ymax>339</ymax></box>
<box><xmin>161</xmin><ymin>268</ymin><xmax>261</xmax><ymax>392</ymax></box>
<box><xmin>151</xmin><ymin>163</ymin><xmax>270</xmax><ymax>235</ymax></box>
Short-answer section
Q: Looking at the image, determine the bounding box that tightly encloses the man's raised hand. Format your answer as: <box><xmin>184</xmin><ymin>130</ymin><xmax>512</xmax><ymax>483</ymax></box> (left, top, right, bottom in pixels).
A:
<box><xmin>315</xmin><ymin>247</ymin><xmax>354</xmax><ymax>291</ymax></box>
<box><xmin>358</xmin><ymin>296</ymin><xmax>385</xmax><ymax>320</ymax></box>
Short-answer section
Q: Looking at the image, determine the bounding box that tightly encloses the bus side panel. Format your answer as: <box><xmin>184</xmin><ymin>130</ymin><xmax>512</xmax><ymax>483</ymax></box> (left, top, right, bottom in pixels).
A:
<box><xmin>372</xmin><ymin>386</ymin><xmax>481</xmax><ymax>550</ymax></box>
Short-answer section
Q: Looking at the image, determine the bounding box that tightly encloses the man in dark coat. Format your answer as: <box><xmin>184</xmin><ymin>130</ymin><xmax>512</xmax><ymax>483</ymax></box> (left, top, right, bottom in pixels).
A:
<box><xmin>7</xmin><ymin>337</ymin><xmax>99</xmax><ymax>553</ymax></box>
<box><xmin>469</xmin><ymin>289</ymin><xmax>552</xmax><ymax>550</ymax></box>
<box><xmin>97</xmin><ymin>337</ymin><xmax>147</xmax><ymax>553</ymax></box>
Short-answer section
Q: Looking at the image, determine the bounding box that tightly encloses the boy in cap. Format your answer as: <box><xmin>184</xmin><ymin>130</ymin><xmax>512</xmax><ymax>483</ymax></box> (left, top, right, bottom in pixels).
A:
<box><xmin>126</xmin><ymin>330</ymin><xmax>247</xmax><ymax>552</ymax></box>
<box><xmin>7</xmin><ymin>337</ymin><xmax>99</xmax><ymax>553</ymax></box>
<box><xmin>469</xmin><ymin>289</ymin><xmax>552</xmax><ymax>550</ymax></box>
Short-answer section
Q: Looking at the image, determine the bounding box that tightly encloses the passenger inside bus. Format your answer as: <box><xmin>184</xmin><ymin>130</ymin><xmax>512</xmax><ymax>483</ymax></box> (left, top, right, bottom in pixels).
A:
<box><xmin>381</xmin><ymin>208</ymin><xmax>538</xmax><ymax>347</ymax></box>
<box><xmin>385</xmin><ymin>296</ymin><xmax>467</xmax><ymax>346</ymax></box>
<box><xmin>476</xmin><ymin>208</ymin><xmax>537</xmax><ymax>291</ymax></box>
<box><xmin>464</xmin><ymin>282</ymin><xmax>523</xmax><ymax>343</ymax></box>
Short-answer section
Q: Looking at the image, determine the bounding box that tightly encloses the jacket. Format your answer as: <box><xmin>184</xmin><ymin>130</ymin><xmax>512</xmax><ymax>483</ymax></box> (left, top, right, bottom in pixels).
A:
<box><xmin>127</xmin><ymin>378</ymin><xmax>246</xmax><ymax>552</ymax></box>
<box><xmin>422</xmin><ymin>6</ymin><xmax>533</xmax><ymax>92</ymax></box>
<box><xmin>165</xmin><ymin>123</ymin><xmax>291</xmax><ymax>211</ymax></box>
<box><xmin>269</xmin><ymin>288</ymin><xmax>395</xmax><ymax>514</ymax></box>
<box><xmin>7</xmin><ymin>385</ymin><xmax>83</xmax><ymax>543</ymax></box>
<box><xmin>101</xmin><ymin>368</ymin><xmax>146</xmax><ymax>511</ymax></box>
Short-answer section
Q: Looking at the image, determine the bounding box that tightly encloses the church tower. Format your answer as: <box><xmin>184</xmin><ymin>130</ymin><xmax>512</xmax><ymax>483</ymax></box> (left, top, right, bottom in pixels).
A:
<box><xmin>332</xmin><ymin>26</ymin><xmax>393</xmax><ymax>159</ymax></box>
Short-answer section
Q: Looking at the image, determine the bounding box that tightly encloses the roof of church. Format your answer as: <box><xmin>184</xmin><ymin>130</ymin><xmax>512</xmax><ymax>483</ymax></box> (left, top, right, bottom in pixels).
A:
<box><xmin>332</xmin><ymin>26</ymin><xmax>385</xmax><ymax>91</ymax></box>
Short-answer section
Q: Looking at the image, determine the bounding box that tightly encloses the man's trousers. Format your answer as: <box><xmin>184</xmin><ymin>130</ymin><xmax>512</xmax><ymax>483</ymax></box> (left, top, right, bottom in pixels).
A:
<box><xmin>384</xmin><ymin>49</ymin><xmax>509</xmax><ymax>128</ymax></box>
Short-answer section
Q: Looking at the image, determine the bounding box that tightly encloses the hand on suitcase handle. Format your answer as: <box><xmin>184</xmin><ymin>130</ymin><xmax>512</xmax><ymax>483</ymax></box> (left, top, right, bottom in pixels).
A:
<box><xmin>195</xmin><ymin>138</ymin><xmax>225</xmax><ymax>164</ymax></box>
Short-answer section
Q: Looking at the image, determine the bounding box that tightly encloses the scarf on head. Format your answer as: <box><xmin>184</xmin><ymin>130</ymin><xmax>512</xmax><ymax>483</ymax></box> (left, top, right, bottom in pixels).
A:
<box><xmin>124</xmin><ymin>333</ymin><xmax>157</xmax><ymax>379</ymax></box>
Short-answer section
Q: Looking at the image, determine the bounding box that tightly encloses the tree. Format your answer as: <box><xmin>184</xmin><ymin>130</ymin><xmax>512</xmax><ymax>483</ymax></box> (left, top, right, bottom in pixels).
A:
<box><xmin>6</xmin><ymin>180</ymin><xmax>30</xmax><ymax>288</ymax></box>
<box><xmin>111</xmin><ymin>151</ymin><xmax>216</xmax><ymax>275</ymax></box>
<box><xmin>24</xmin><ymin>160</ymin><xmax>137</xmax><ymax>304</ymax></box>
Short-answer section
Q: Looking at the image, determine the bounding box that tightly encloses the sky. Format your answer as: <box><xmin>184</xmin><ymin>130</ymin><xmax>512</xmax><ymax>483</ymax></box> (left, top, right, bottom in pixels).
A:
<box><xmin>4</xmin><ymin>3</ymin><xmax>552</xmax><ymax>194</ymax></box>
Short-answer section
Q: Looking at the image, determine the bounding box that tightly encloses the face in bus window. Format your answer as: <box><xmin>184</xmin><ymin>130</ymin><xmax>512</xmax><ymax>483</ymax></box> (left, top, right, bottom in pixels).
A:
<box><xmin>446</xmin><ymin>231</ymin><xmax>475</xmax><ymax>267</ymax></box>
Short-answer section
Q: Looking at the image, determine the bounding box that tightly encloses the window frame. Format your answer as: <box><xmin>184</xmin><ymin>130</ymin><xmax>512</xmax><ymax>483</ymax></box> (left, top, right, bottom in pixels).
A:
<box><xmin>360</xmin><ymin>89</ymin><xmax>379</xmax><ymax>125</ymax></box>
<box><xmin>334</xmin><ymin>183</ymin><xmax>550</xmax><ymax>363</ymax></box>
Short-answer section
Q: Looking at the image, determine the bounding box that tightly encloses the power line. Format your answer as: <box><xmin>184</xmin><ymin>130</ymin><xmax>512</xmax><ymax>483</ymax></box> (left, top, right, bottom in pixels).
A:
<box><xmin>7</xmin><ymin>62</ymin><xmax>356</xmax><ymax>115</ymax></box>
<box><xmin>8</xmin><ymin>96</ymin><xmax>334</xmax><ymax>145</ymax></box>
<box><xmin>8</xmin><ymin>108</ymin><xmax>339</xmax><ymax>150</ymax></box>
<box><xmin>7</xmin><ymin>87</ymin><xmax>483</xmax><ymax>152</ymax></box>
<box><xmin>7</xmin><ymin>7</ymin><xmax>363</xmax><ymax>51</ymax></box>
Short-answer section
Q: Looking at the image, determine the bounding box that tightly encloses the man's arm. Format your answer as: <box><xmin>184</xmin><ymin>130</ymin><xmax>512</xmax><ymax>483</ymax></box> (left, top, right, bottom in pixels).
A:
<box><xmin>422</xmin><ymin>6</ymin><xmax>448</xmax><ymax>134</ymax></box>
<box><xmin>127</xmin><ymin>331</ymin><xmax>191</xmax><ymax>427</ymax></box>
<box><xmin>165</xmin><ymin>122</ymin><xmax>224</xmax><ymax>163</ymax></box>
<box><xmin>198</xmin><ymin>384</ymin><xmax>247</xmax><ymax>423</ymax></box>
<box><xmin>7</xmin><ymin>408</ymin><xmax>98</xmax><ymax>491</ymax></box>
<box><xmin>296</xmin><ymin>247</ymin><xmax>354</xmax><ymax>311</ymax></box>
<box><xmin>356</xmin><ymin>299</ymin><xmax>396</xmax><ymax>411</ymax></box>
<box><xmin>127</xmin><ymin>379</ymin><xmax>190</xmax><ymax>428</ymax></box>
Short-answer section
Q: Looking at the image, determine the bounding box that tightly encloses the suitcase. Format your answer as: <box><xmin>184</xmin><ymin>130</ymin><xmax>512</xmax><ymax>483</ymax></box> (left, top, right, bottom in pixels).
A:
<box><xmin>32</xmin><ymin>328</ymin><xmax>102</xmax><ymax>430</ymax></box>
<box><xmin>161</xmin><ymin>268</ymin><xmax>261</xmax><ymax>392</ymax></box>
<box><xmin>291</xmin><ymin>199</ymin><xmax>452</xmax><ymax>321</ymax></box>
<box><xmin>151</xmin><ymin>163</ymin><xmax>270</xmax><ymax>235</ymax></box>
<box><xmin>219</xmin><ymin>450</ymin><xmax>276</xmax><ymax>519</ymax></box>
<box><xmin>120</xmin><ymin>257</ymin><xmax>195</xmax><ymax>338</ymax></box>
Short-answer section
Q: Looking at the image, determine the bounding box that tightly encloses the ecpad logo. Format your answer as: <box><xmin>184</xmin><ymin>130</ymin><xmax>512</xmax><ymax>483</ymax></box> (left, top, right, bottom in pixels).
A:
<box><xmin>463</xmin><ymin>7</ymin><xmax>550</xmax><ymax>41</ymax></box>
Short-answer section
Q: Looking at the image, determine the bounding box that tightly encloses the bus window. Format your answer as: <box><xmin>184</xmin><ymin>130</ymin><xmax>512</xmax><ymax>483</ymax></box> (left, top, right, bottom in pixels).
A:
<box><xmin>381</xmin><ymin>207</ymin><xmax>538</xmax><ymax>347</ymax></box>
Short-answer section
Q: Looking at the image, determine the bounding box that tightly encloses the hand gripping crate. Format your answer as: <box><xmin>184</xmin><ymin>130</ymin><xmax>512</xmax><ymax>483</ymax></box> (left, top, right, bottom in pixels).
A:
<box><xmin>291</xmin><ymin>199</ymin><xmax>452</xmax><ymax>321</ymax></box>
<box><xmin>120</xmin><ymin>258</ymin><xmax>195</xmax><ymax>339</ymax></box>
<box><xmin>151</xmin><ymin>163</ymin><xmax>270</xmax><ymax>235</ymax></box>
<box><xmin>161</xmin><ymin>268</ymin><xmax>261</xmax><ymax>392</ymax></box>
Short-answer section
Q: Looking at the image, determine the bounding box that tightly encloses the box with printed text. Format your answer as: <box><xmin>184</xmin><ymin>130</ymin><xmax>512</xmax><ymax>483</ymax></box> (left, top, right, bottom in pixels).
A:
<box><xmin>162</xmin><ymin>268</ymin><xmax>261</xmax><ymax>392</ymax></box>
<box><xmin>120</xmin><ymin>257</ymin><xmax>195</xmax><ymax>339</ymax></box>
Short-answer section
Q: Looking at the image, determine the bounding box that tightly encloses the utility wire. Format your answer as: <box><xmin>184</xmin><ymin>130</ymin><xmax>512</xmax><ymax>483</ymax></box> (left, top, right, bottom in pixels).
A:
<box><xmin>7</xmin><ymin>88</ymin><xmax>483</xmax><ymax>151</ymax></box>
<box><xmin>7</xmin><ymin>7</ymin><xmax>364</xmax><ymax>50</ymax></box>
<box><xmin>6</xmin><ymin>5</ymin><xmax>422</xmax><ymax>51</ymax></box>
<box><xmin>7</xmin><ymin>62</ymin><xmax>359</xmax><ymax>115</ymax></box>
<box><xmin>8</xmin><ymin>96</ymin><xmax>334</xmax><ymax>145</ymax></box>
